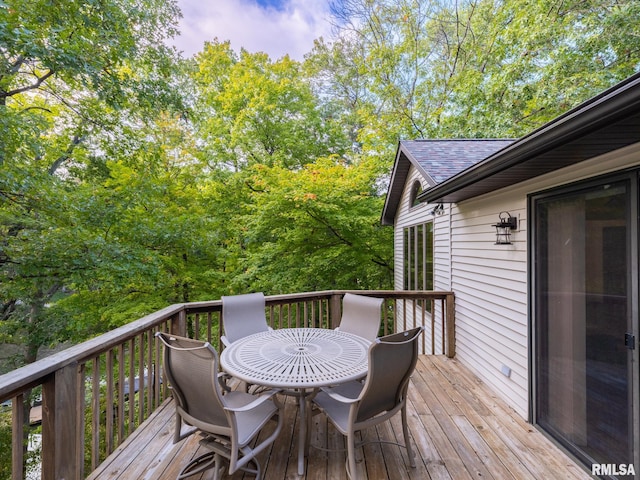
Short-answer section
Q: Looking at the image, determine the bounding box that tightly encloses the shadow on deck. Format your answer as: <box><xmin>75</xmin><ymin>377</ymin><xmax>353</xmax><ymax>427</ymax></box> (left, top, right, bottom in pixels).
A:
<box><xmin>87</xmin><ymin>356</ymin><xmax>590</xmax><ymax>480</ymax></box>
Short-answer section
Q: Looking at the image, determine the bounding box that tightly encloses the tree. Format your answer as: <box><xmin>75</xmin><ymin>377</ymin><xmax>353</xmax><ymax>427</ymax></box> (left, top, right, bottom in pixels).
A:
<box><xmin>42</xmin><ymin>115</ymin><xmax>229</xmax><ymax>338</ymax></box>
<box><xmin>315</xmin><ymin>0</ymin><xmax>640</xmax><ymax>147</ymax></box>
<box><xmin>191</xmin><ymin>41</ymin><xmax>350</xmax><ymax>170</ymax></box>
<box><xmin>188</xmin><ymin>42</ymin><xmax>393</xmax><ymax>295</ymax></box>
<box><xmin>1</xmin><ymin>0</ymin><xmax>185</xmax><ymax>364</ymax></box>
<box><xmin>234</xmin><ymin>158</ymin><xmax>393</xmax><ymax>293</ymax></box>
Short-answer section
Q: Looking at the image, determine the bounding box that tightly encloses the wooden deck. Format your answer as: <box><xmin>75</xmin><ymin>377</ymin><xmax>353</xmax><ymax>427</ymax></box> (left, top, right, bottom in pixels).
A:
<box><xmin>87</xmin><ymin>356</ymin><xmax>590</xmax><ymax>480</ymax></box>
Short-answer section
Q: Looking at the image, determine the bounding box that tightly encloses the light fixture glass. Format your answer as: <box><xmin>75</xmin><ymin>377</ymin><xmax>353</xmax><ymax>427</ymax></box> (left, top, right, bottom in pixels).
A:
<box><xmin>493</xmin><ymin>211</ymin><xmax>517</xmax><ymax>244</ymax></box>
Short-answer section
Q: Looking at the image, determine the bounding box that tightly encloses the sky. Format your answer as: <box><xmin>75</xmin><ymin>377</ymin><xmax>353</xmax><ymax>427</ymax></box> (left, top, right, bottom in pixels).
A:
<box><xmin>172</xmin><ymin>0</ymin><xmax>336</xmax><ymax>61</ymax></box>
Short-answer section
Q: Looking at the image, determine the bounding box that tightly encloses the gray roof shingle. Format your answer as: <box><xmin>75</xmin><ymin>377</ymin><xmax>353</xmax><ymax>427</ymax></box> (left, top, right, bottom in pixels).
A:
<box><xmin>400</xmin><ymin>139</ymin><xmax>514</xmax><ymax>184</ymax></box>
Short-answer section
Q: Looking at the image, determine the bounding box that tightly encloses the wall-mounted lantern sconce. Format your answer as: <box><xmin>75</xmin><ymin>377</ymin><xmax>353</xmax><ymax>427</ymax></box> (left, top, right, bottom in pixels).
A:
<box><xmin>431</xmin><ymin>203</ymin><xmax>444</xmax><ymax>216</ymax></box>
<box><xmin>493</xmin><ymin>211</ymin><xmax>518</xmax><ymax>244</ymax></box>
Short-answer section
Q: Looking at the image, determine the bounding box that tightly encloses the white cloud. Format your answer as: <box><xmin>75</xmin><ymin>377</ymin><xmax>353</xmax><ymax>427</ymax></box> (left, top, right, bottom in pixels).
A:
<box><xmin>172</xmin><ymin>0</ymin><xmax>335</xmax><ymax>60</ymax></box>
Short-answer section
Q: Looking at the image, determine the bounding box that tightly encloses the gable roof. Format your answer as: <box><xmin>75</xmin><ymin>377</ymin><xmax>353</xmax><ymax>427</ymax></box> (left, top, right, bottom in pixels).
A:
<box><xmin>417</xmin><ymin>72</ymin><xmax>640</xmax><ymax>204</ymax></box>
<box><xmin>381</xmin><ymin>139</ymin><xmax>514</xmax><ymax>225</ymax></box>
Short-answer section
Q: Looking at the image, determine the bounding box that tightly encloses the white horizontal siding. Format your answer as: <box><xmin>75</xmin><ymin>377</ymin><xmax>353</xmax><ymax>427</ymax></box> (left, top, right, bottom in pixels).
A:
<box><xmin>433</xmin><ymin>206</ymin><xmax>451</xmax><ymax>291</ymax></box>
<box><xmin>395</xmin><ymin>168</ymin><xmax>433</xmax><ymax>229</ymax></box>
<box><xmin>449</xmin><ymin>193</ymin><xmax>529</xmax><ymax>418</ymax></box>
<box><xmin>393</xmin><ymin>226</ymin><xmax>403</xmax><ymax>290</ymax></box>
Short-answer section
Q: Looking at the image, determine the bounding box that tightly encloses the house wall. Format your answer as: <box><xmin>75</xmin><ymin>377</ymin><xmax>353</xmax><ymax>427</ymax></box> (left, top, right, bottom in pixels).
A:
<box><xmin>393</xmin><ymin>142</ymin><xmax>640</xmax><ymax>420</ymax></box>
<box><xmin>450</xmin><ymin>194</ymin><xmax>529</xmax><ymax>417</ymax></box>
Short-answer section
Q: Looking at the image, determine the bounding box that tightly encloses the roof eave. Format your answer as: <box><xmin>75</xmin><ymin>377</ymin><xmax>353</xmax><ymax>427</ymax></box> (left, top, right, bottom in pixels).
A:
<box><xmin>380</xmin><ymin>143</ymin><xmax>406</xmax><ymax>226</ymax></box>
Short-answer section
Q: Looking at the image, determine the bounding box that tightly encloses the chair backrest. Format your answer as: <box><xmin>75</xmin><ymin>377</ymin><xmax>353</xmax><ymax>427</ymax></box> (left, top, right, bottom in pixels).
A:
<box><xmin>156</xmin><ymin>333</ymin><xmax>230</xmax><ymax>433</ymax></box>
<box><xmin>337</xmin><ymin>293</ymin><xmax>384</xmax><ymax>342</ymax></box>
<box><xmin>222</xmin><ymin>292</ymin><xmax>269</xmax><ymax>344</ymax></box>
<box><xmin>356</xmin><ymin>327</ymin><xmax>423</xmax><ymax>423</ymax></box>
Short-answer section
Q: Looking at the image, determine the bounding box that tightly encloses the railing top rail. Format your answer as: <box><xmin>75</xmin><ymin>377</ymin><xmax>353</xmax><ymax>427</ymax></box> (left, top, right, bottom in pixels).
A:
<box><xmin>0</xmin><ymin>303</ymin><xmax>186</xmax><ymax>399</ymax></box>
<box><xmin>0</xmin><ymin>290</ymin><xmax>453</xmax><ymax>399</ymax></box>
<box><xmin>181</xmin><ymin>290</ymin><xmax>453</xmax><ymax>313</ymax></box>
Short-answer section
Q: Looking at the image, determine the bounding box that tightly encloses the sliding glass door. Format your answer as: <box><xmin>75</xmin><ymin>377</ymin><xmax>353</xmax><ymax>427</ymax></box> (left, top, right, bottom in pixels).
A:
<box><xmin>533</xmin><ymin>175</ymin><xmax>636</xmax><ymax>469</ymax></box>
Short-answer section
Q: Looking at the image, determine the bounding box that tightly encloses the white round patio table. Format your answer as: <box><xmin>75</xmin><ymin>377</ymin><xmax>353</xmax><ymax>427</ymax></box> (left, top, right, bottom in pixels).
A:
<box><xmin>221</xmin><ymin>327</ymin><xmax>370</xmax><ymax>388</ymax></box>
<box><xmin>220</xmin><ymin>327</ymin><xmax>370</xmax><ymax>475</ymax></box>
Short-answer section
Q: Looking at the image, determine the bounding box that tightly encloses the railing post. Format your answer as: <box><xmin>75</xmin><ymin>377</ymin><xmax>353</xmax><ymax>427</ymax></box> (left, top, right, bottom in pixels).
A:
<box><xmin>170</xmin><ymin>310</ymin><xmax>187</xmax><ymax>337</ymax></box>
<box><xmin>445</xmin><ymin>293</ymin><xmax>456</xmax><ymax>358</ymax></box>
<box><xmin>41</xmin><ymin>362</ymin><xmax>81</xmax><ymax>480</ymax></box>
<box><xmin>329</xmin><ymin>293</ymin><xmax>342</xmax><ymax>329</ymax></box>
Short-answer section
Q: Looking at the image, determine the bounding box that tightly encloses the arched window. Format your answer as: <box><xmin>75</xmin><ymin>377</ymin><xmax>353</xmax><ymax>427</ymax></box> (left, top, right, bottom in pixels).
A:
<box><xmin>409</xmin><ymin>180</ymin><xmax>422</xmax><ymax>207</ymax></box>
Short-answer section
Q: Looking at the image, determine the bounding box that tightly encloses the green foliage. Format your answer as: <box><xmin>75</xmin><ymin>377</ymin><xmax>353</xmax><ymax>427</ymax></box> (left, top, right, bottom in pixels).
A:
<box><xmin>0</xmin><ymin>406</ymin><xmax>41</xmax><ymax>480</ymax></box>
<box><xmin>0</xmin><ymin>411</ymin><xmax>10</xmax><ymax>479</ymax></box>
<box><xmin>238</xmin><ymin>158</ymin><xmax>393</xmax><ymax>292</ymax></box>
<box><xmin>318</xmin><ymin>0</ymin><xmax>640</xmax><ymax>144</ymax></box>
<box><xmin>2</xmin><ymin>0</ymin><xmax>640</xmax><ymax>375</ymax></box>
<box><xmin>0</xmin><ymin>0</ymin><xmax>187</xmax><ymax>364</ymax></box>
<box><xmin>192</xmin><ymin>41</ymin><xmax>350</xmax><ymax>169</ymax></box>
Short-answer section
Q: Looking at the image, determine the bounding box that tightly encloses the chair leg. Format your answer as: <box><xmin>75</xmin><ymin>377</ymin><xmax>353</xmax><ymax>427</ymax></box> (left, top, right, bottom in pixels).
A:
<box><xmin>174</xmin><ymin>412</ymin><xmax>182</xmax><ymax>444</ymax></box>
<box><xmin>229</xmin><ymin>457</ymin><xmax>261</xmax><ymax>479</ymax></box>
<box><xmin>346</xmin><ymin>432</ymin><xmax>358</xmax><ymax>480</ymax></box>
<box><xmin>401</xmin><ymin>405</ymin><xmax>416</xmax><ymax>468</ymax></box>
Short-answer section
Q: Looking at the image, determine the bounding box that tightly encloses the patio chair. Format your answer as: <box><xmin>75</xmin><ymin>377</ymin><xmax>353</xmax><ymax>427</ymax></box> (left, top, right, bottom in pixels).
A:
<box><xmin>335</xmin><ymin>293</ymin><xmax>384</xmax><ymax>342</ymax></box>
<box><xmin>311</xmin><ymin>326</ymin><xmax>424</xmax><ymax>479</ymax></box>
<box><xmin>221</xmin><ymin>292</ymin><xmax>271</xmax><ymax>347</ymax></box>
<box><xmin>156</xmin><ymin>332</ymin><xmax>284</xmax><ymax>480</ymax></box>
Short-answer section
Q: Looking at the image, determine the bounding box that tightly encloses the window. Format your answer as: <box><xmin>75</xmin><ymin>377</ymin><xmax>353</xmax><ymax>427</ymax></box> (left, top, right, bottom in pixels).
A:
<box><xmin>403</xmin><ymin>222</ymin><xmax>433</xmax><ymax>290</ymax></box>
<box><xmin>409</xmin><ymin>181</ymin><xmax>423</xmax><ymax>208</ymax></box>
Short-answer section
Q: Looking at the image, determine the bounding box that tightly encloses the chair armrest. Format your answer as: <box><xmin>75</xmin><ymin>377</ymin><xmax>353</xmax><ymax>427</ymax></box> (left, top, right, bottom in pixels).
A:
<box><xmin>224</xmin><ymin>389</ymin><xmax>282</xmax><ymax>412</ymax></box>
<box><xmin>221</xmin><ymin>335</ymin><xmax>231</xmax><ymax>347</ymax></box>
<box><xmin>319</xmin><ymin>387</ymin><xmax>359</xmax><ymax>404</ymax></box>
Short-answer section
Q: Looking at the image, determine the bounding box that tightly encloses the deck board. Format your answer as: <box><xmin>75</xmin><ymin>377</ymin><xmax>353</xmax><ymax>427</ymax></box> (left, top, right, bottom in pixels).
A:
<box><xmin>86</xmin><ymin>356</ymin><xmax>591</xmax><ymax>480</ymax></box>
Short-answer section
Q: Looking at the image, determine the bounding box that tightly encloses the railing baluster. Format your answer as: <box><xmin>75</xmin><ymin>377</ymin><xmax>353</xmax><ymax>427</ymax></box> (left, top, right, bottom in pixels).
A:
<box><xmin>105</xmin><ymin>350</ymin><xmax>114</xmax><ymax>455</ymax></box>
<box><xmin>77</xmin><ymin>363</ymin><xmax>86</xmax><ymax>478</ymax></box>
<box><xmin>128</xmin><ymin>338</ymin><xmax>135</xmax><ymax>431</ymax></box>
<box><xmin>91</xmin><ymin>356</ymin><xmax>100</xmax><ymax>471</ymax></box>
<box><xmin>137</xmin><ymin>333</ymin><xmax>145</xmax><ymax>424</ymax></box>
<box><xmin>145</xmin><ymin>331</ymin><xmax>153</xmax><ymax>414</ymax></box>
<box><xmin>153</xmin><ymin>332</ymin><xmax>161</xmax><ymax>408</ymax></box>
<box><xmin>117</xmin><ymin>345</ymin><xmax>125</xmax><ymax>445</ymax></box>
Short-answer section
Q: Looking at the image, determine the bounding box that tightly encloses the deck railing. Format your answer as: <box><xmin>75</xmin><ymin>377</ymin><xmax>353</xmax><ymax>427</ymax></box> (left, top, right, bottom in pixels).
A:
<box><xmin>0</xmin><ymin>290</ymin><xmax>454</xmax><ymax>480</ymax></box>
